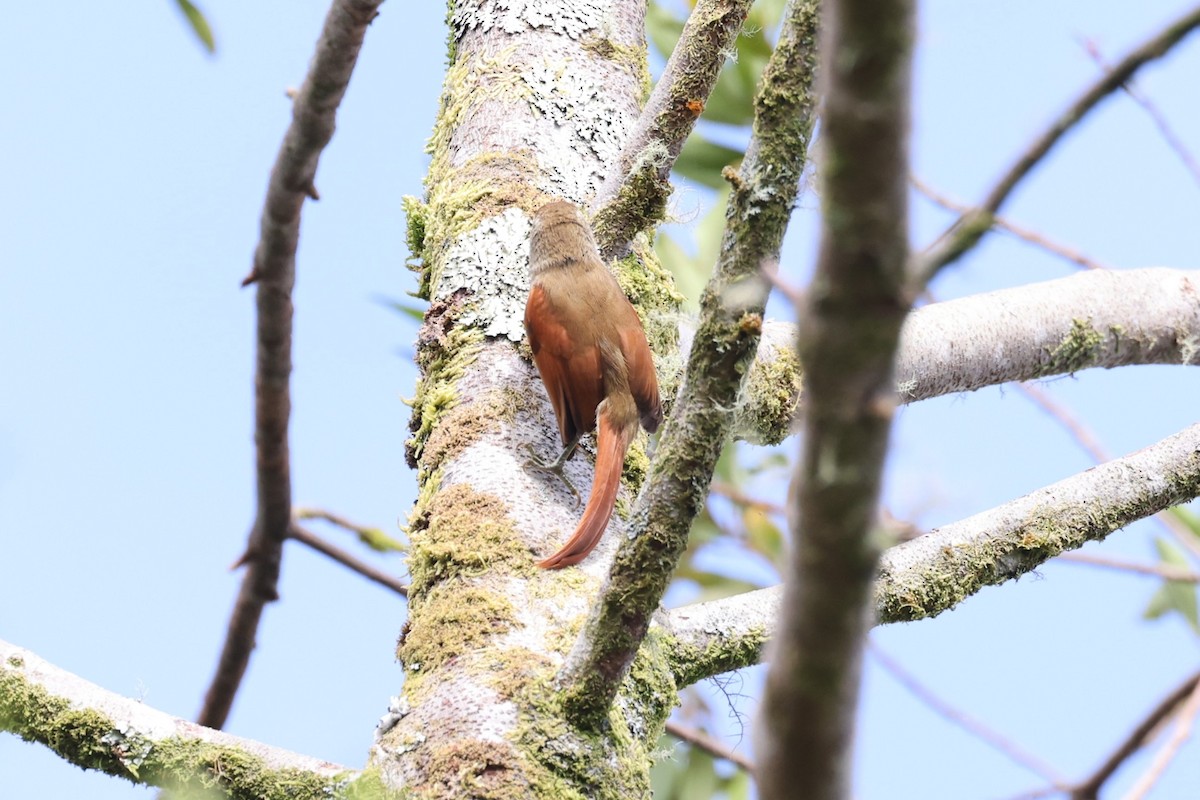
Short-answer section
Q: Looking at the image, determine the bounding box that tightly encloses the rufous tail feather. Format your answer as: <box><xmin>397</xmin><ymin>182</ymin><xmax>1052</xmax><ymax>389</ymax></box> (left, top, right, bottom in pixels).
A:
<box><xmin>537</xmin><ymin>405</ymin><xmax>636</xmax><ymax>569</ymax></box>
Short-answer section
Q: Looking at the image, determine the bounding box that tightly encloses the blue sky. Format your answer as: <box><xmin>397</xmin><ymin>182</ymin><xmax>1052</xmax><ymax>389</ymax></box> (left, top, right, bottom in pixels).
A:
<box><xmin>2</xmin><ymin>2</ymin><xmax>1198</xmax><ymax>798</ymax></box>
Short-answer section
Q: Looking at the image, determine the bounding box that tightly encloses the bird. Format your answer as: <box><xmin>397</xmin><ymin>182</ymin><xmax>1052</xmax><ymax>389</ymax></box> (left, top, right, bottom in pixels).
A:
<box><xmin>523</xmin><ymin>200</ymin><xmax>662</xmax><ymax>568</ymax></box>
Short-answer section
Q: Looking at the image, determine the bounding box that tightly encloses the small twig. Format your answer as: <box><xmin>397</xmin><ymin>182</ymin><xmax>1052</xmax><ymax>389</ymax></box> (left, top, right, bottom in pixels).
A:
<box><xmin>591</xmin><ymin>0</ymin><xmax>755</xmax><ymax>258</ymax></box>
<box><xmin>1081</xmin><ymin>37</ymin><xmax>1200</xmax><ymax>190</ymax></box>
<box><xmin>1057</xmin><ymin>551</ymin><xmax>1200</xmax><ymax>584</ymax></box>
<box><xmin>1012</xmin><ymin>382</ymin><xmax>1111</xmax><ymax>462</ymax></box>
<box><xmin>294</xmin><ymin>506</ymin><xmax>407</xmax><ymax>552</ymax></box>
<box><xmin>198</xmin><ymin>0</ymin><xmax>384</xmax><ymax>731</ymax></box>
<box><xmin>665</xmin><ymin>719</ymin><xmax>756</xmax><ymax>773</ymax></box>
<box><xmin>709</xmin><ymin>482</ymin><xmax>786</xmax><ymax>516</ymax></box>
<box><xmin>911</xmin><ymin>5</ymin><xmax>1200</xmax><ymax>285</ymax></box>
<box><xmin>869</xmin><ymin>642</ymin><xmax>1069</xmax><ymax>788</ymax></box>
<box><xmin>1119</xmin><ymin>672</ymin><xmax>1200</xmax><ymax>800</ymax></box>
<box><xmin>760</xmin><ymin>259</ymin><xmax>805</xmax><ymax>308</ymax></box>
<box><xmin>288</xmin><ymin>523</ymin><xmax>408</xmax><ymax>597</ymax></box>
<box><xmin>911</xmin><ymin>177</ymin><xmax>1112</xmax><ymax>272</ymax></box>
<box><xmin>1070</xmin><ymin>670</ymin><xmax>1200</xmax><ymax>799</ymax></box>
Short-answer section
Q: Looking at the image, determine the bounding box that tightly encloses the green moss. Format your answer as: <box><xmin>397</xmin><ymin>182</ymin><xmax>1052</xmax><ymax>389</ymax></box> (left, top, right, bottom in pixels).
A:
<box><xmin>422</xmin><ymin>389</ymin><xmax>519</xmax><ymax>473</ymax></box>
<box><xmin>343</xmin><ymin>766</ymin><xmax>404</xmax><ymax>800</ymax></box>
<box><xmin>741</xmin><ymin>345</ymin><xmax>803</xmax><ymax>445</ymax></box>
<box><xmin>0</xmin><ymin>670</ymin><xmax>354</xmax><ymax>798</ymax></box>
<box><xmin>662</xmin><ymin>626</ymin><xmax>769</xmax><ymax>689</ymax></box>
<box><xmin>1043</xmin><ymin>318</ymin><xmax>1104</xmax><ymax>376</ymax></box>
<box><xmin>407</xmin><ymin>325</ymin><xmax>484</xmax><ymax>468</ymax></box>
<box><xmin>593</xmin><ymin>170</ymin><xmax>670</xmax><ymax>258</ymax></box>
<box><xmin>874</xmin><ymin>495</ymin><xmax>1154</xmax><ymax>624</ymax></box>
<box><xmin>398</xmin><ymin>583</ymin><xmax>516</xmax><ymax>671</ymax></box>
<box><xmin>424</xmin><ymin>739</ymin><xmax>530</xmax><ymax>799</ymax></box>
<box><xmin>403</xmin><ymin>195</ymin><xmax>428</xmax><ymax>268</ymax></box>
<box><xmin>406</xmin><ymin>483</ymin><xmax>533</xmax><ymax>598</ymax></box>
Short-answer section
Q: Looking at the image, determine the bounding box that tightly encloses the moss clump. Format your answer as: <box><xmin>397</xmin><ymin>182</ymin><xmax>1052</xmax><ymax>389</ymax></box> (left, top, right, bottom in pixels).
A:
<box><xmin>421</xmin><ymin>389</ymin><xmax>520</xmax><ymax>473</ymax></box>
<box><xmin>398</xmin><ymin>583</ymin><xmax>516</xmax><ymax>672</ymax></box>
<box><xmin>425</xmin><ymin>739</ymin><xmax>531</xmax><ymax>799</ymax></box>
<box><xmin>407</xmin><ymin>325</ymin><xmax>484</xmax><ymax>469</ymax></box>
<box><xmin>406</xmin><ymin>483</ymin><xmax>533</xmax><ymax>597</ymax></box>
<box><xmin>403</xmin><ymin>195</ymin><xmax>429</xmax><ymax>269</ymax></box>
<box><xmin>1043</xmin><ymin>318</ymin><xmax>1104</xmax><ymax>375</ymax></box>
<box><xmin>740</xmin><ymin>344</ymin><xmax>802</xmax><ymax>445</ymax></box>
<box><xmin>0</xmin><ymin>670</ymin><xmax>354</xmax><ymax>798</ymax></box>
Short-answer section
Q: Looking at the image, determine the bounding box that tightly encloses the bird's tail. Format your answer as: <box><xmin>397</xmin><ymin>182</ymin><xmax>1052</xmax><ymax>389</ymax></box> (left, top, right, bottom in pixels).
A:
<box><xmin>537</xmin><ymin>400</ymin><xmax>637</xmax><ymax>569</ymax></box>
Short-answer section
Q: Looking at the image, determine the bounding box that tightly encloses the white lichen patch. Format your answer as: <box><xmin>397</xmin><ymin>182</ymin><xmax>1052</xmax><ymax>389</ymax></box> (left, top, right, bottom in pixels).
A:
<box><xmin>522</xmin><ymin>60</ymin><xmax>630</xmax><ymax>195</ymax></box>
<box><xmin>435</xmin><ymin>207</ymin><xmax>532</xmax><ymax>341</ymax></box>
<box><xmin>452</xmin><ymin>0</ymin><xmax>609</xmax><ymax>41</ymax></box>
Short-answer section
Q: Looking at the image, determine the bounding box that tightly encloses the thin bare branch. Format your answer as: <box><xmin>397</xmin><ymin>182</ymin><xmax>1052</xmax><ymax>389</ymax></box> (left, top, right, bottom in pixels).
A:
<box><xmin>0</xmin><ymin>639</ymin><xmax>351</xmax><ymax>793</ymax></box>
<box><xmin>1082</xmin><ymin>37</ymin><xmax>1200</xmax><ymax>190</ymax></box>
<box><xmin>288</xmin><ymin>523</ymin><xmax>408</xmax><ymax>596</ymax></box>
<box><xmin>911</xmin><ymin>177</ymin><xmax>1112</xmax><ymax>271</ymax></box>
<box><xmin>1057</xmin><ymin>551</ymin><xmax>1200</xmax><ymax>583</ymax></box>
<box><xmin>1070</xmin><ymin>670</ymin><xmax>1200</xmax><ymax>799</ymax></box>
<box><xmin>556</xmin><ymin>0</ymin><xmax>821</xmax><ymax>730</ymax></box>
<box><xmin>757</xmin><ymin>0</ymin><xmax>915</xmax><ymax>795</ymax></box>
<box><xmin>294</xmin><ymin>506</ymin><xmax>407</xmax><ymax>552</ymax></box>
<box><xmin>1118</xmin><ymin>674</ymin><xmax>1200</xmax><ymax>800</ymax></box>
<box><xmin>592</xmin><ymin>0</ymin><xmax>755</xmax><ymax>258</ymax></box>
<box><xmin>1012</xmin><ymin>382</ymin><xmax>1111</xmax><ymax>462</ymax></box>
<box><xmin>869</xmin><ymin>642</ymin><xmax>1069</xmax><ymax>788</ymax></box>
<box><xmin>198</xmin><ymin>0</ymin><xmax>384</xmax><ymax>731</ymax></box>
<box><xmin>664</xmin><ymin>719</ymin><xmax>756</xmax><ymax>773</ymax></box>
<box><xmin>911</xmin><ymin>5</ymin><xmax>1200</xmax><ymax>285</ymax></box>
<box><xmin>709</xmin><ymin>482</ymin><xmax>786</xmax><ymax>516</ymax></box>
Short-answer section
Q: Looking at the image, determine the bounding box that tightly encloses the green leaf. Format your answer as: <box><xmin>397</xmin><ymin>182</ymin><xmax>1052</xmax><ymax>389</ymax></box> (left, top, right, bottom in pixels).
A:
<box><xmin>1165</xmin><ymin>505</ymin><xmax>1200</xmax><ymax>541</ymax></box>
<box><xmin>695</xmin><ymin>190</ymin><xmax>731</xmax><ymax>269</ymax></box>
<box><xmin>675</xmin><ymin>135</ymin><xmax>744</xmax><ymax>189</ymax></box>
<box><xmin>376</xmin><ymin>295</ymin><xmax>428</xmax><ymax>322</ymax></box>
<box><xmin>1143</xmin><ymin>537</ymin><xmax>1200</xmax><ymax>634</ymax></box>
<box><xmin>743</xmin><ymin>506</ymin><xmax>784</xmax><ymax>565</ymax></box>
<box><xmin>646</xmin><ymin>1</ymin><xmax>685</xmax><ymax>60</ymax></box>
<box><xmin>726</xmin><ymin>770</ymin><xmax>752</xmax><ymax>799</ymax></box>
<box><xmin>175</xmin><ymin>0</ymin><xmax>216</xmax><ymax>53</ymax></box>
<box><xmin>679</xmin><ymin>748</ymin><xmax>718</xmax><ymax>800</ymax></box>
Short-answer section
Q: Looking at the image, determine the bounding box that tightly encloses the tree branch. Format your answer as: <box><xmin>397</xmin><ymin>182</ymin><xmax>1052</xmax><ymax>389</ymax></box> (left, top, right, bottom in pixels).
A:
<box><xmin>591</xmin><ymin>0</ymin><xmax>755</xmax><ymax>259</ymax></box>
<box><xmin>1081</xmin><ymin>37</ymin><xmax>1200</xmax><ymax>190</ymax></box>
<box><xmin>1120</xmin><ymin>678</ymin><xmax>1200</xmax><ymax>800</ymax></box>
<box><xmin>868</xmin><ymin>642</ymin><xmax>1069</xmax><ymax>788</ymax></box>
<box><xmin>911</xmin><ymin>176</ymin><xmax>1111</xmax><ymax>271</ymax></box>
<box><xmin>556</xmin><ymin>0</ymin><xmax>821</xmax><ymax>729</ymax></box>
<box><xmin>1057</xmin><ymin>551</ymin><xmax>1200</xmax><ymax>584</ymax></box>
<box><xmin>294</xmin><ymin>507</ymin><xmax>407</xmax><ymax>553</ymax></box>
<box><xmin>199</xmin><ymin>0</ymin><xmax>384</xmax><ymax>731</ymax></box>
<box><xmin>664</xmin><ymin>719</ymin><xmax>755</xmax><ymax>773</ymax></box>
<box><xmin>728</xmin><ymin>268</ymin><xmax>1200</xmax><ymax>445</ymax></box>
<box><xmin>756</xmin><ymin>0</ymin><xmax>914</xmax><ymax>796</ymax></box>
<box><xmin>661</xmin><ymin>423</ymin><xmax>1200</xmax><ymax>683</ymax></box>
<box><xmin>288</xmin><ymin>523</ymin><xmax>409</xmax><ymax>597</ymax></box>
<box><xmin>1070</xmin><ymin>670</ymin><xmax>1200</xmax><ymax>800</ymax></box>
<box><xmin>0</xmin><ymin>639</ymin><xmax>351</xmax><ymax>795</ymax></box>
<box><xmin>910</xmin><ymin>4</ymin><xmax>1200</xmax><ymax>285</ymax></box>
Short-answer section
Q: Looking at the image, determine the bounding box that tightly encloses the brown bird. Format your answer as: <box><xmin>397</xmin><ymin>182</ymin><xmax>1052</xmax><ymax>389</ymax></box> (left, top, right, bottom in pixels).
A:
<box><xmin>524</xmin><ymin>200</ymin><xmax>662</xmax><ymax>569</ymax></box>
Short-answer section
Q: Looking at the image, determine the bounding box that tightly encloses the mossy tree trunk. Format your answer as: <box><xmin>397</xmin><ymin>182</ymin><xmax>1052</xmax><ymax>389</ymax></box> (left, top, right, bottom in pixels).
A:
<box><xmin>380</xmin><ymin>2</ymin><xmax>677</xmax><ymax>796</ymax></box>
